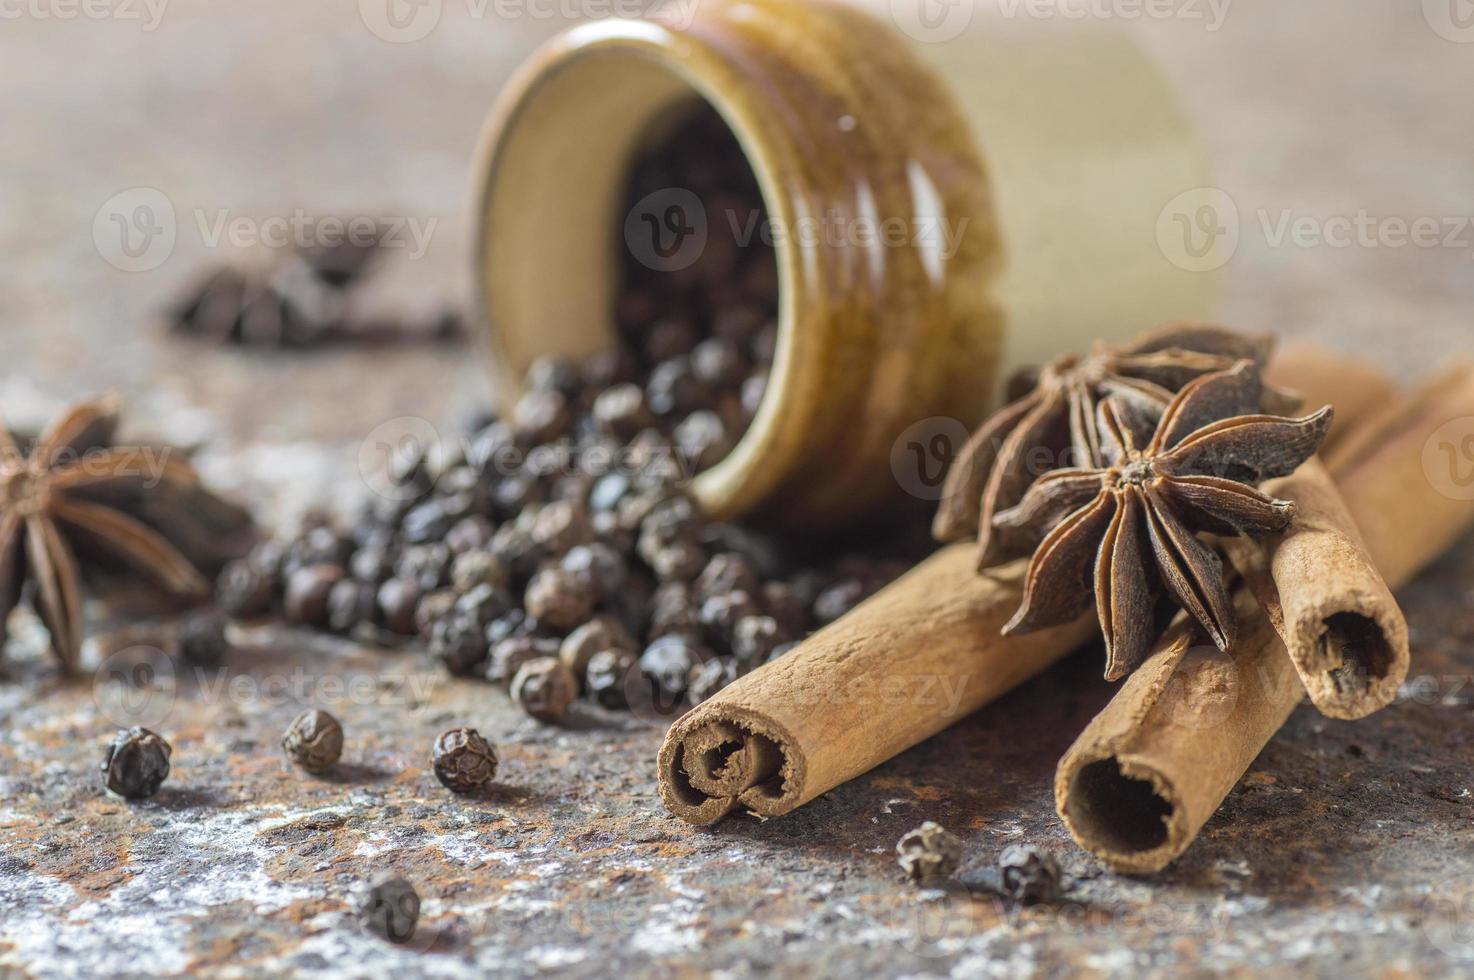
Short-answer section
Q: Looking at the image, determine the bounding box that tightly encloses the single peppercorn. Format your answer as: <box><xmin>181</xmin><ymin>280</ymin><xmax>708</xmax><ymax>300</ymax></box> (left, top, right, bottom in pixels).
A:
<box><xmin>283</xmin><ymin>564</ymin><xmax>345</xmax><ymax>627</ymax></box>
<box><xmin>430</xmin><ymin>611</ymin><xmax>490</xmax><ymax>678</ymax></box>
<box><xmin>998</xmin><ymin>845</ymin><xmax>1062</xmax><ymax>905</ymax></box>
<box><xmin>639</xmin><ymin>634</ymin><xmax>711</xmax><ymax>707</ymax></box>
<box><xmin>378</xmin><ymin>577</ymin><xmax>424</xmax><ymax>636</ymax></box>
<box><xmin>360</xmin><ymin>877</ymin><xmax>421</xmax><ymax>945</ymax></box>
<box><xmin>524</xmin><ymin>568</ymin><xmax>596</xmax><ymax>631</ymax></box>
<box><xmin>511</xmin><ymin>657</ymin><xmax>579</xmax><ymax>723</ymax></box>
<box><xmin>431</xmin><ymin>727</ymin><xmax>498</xmax><ymax>794</ymax></box>
<box><xmin>559</xmin><ymin>616</ymin><xmax>635</xmax><ymax>683</ymax></box>
<box><xmin>896</xmin><ymin>821</ymin><xmax>963</xmax><ymax>883</ymax></box>
<box><xmin>174</xmin><ymin>610</ymin><xmax>230</xmax><ymax>668</ymax></box>
<box><xmin>486</xmin><ymin>635</ymin><xmax>558</xmax><ymax>686</ymax></box>
<box><xmin>216</xmin><ymin>559</ymin><xmax>274</xmax><ymax>618</ymax></box>
<box><xmin>281</xmin><ymin>709</ymin><xmax>344</xmax><ymax>773</ymax></box>
<box><xmin>450</xmin><ymin>550</ymin><xmax>509</xmax><ymax>594</ymax></box>
<box><xmin>327</xmin><ymin>579</ymin><xmax>377</xmax><ymax>634</ymax></box>
<box><xmin>101</xmin><ymin>727</ymin><xmax>172</xmax><ymax>800</ymax></box>
<box><xmin>732</xmin><ymin>615</ymin><xmax>783</xmax><ymax>669</ymax></box>
<box><xmin>585</xmin><ymin>649</ymin><xmax>638</xmax><ymax>710</ymax></box>
<box><xmin>414</xmin><ymin>589</ymin><xmax>458</xmax><ymax>638</ymax></box>
<box><xmin>687</xmin><ymin>657</ymin><xmax>738</xmax><ymax>705</ymax></box>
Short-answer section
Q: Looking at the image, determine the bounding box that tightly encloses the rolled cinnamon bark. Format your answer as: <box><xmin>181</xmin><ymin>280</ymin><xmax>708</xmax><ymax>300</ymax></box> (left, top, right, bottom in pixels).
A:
<box><xmin>658</xmin><ymin>549</ymin><xmax>1098</xmax><ymax>824</ymax></box>
<box><xmin>1223</xmin><ymin>459</ymin><xmax>1410</xmax><ymax>719</ymax></box>
<box><xmin>659</xmin><ymin>347</ymin><xmax>1397</xmax><ymax>826</ymax></box>
<box><xmin>1056</xmin><ymin>366</ymin><xmax>1474</xmax><ymax>873</ymax></box>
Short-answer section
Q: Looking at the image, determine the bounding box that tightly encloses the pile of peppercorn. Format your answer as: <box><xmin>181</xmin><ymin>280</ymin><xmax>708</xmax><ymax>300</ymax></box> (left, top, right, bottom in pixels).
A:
<box><xmin>214</xmin><ymin>351</ymin><xmax>911</xmax><ymax>721</ymax></box>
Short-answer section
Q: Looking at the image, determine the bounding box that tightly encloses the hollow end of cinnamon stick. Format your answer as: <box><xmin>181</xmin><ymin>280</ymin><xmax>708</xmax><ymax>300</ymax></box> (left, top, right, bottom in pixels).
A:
<box><xmin>1290</xmin><ymin>605</ymin><xmax>1408</xmax><ymax>720</ymax></box>
<box><xmin>1055</xmin><ymin>753</ymin><xmax>1191</xmax><ymax>876</ymax></box>
<box><xmin>657</xmin><ymin>707</ymin><xmax>801</xmax><ymax>825</ymax></box>
<box><xmin>1226</xmin><ymin>458</ymin><xmax>1412</xmax><ymax>720</ymax></box>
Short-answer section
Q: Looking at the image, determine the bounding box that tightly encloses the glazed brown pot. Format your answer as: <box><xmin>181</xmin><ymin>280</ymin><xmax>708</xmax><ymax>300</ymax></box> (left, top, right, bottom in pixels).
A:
<box><xmin>473</xmin><ymin>0</ymin><xmax>1214</xmax><ymax>526</ymax></box>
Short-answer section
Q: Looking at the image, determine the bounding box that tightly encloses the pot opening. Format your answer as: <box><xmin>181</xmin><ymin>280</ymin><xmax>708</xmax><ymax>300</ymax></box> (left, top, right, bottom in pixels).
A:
<box><xmin>478</xmin><ymin>49</ymin><xmax>786</xmax><ymax>514</ymax></box>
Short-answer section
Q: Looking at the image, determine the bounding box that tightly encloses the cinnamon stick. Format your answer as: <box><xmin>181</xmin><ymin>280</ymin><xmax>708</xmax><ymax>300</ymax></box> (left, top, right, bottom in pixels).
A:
<box><xmin>658</xmin><ymin>348</ymin><xmax>1395</xmax><ymax>826</ymax></box>
<box><xmin>658</xmin><ymin>549</ymin><xmax>1098</xmax><ymax>824</ymax></box>
<box><xmin>1056</xmin><ymin>366</ymin><xmax>1474</xmax><ymax>873</ymax></box>
<box><xmin>1222</xmin><ymin>459</ymin><xmax>1410</xmax><ymax>719</ymax></box>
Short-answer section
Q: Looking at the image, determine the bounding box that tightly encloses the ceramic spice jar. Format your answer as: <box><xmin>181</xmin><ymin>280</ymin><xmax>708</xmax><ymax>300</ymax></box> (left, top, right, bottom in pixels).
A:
<box><xmin>473</xmin><ymin>0</ymin><xmax>1215</xmax><ymax>525</ymax></box>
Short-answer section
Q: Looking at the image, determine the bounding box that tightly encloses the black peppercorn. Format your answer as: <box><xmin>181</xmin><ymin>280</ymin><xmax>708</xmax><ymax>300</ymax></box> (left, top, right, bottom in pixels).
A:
<box><xmin>896</xmin><ymin>822</ymin><xmax>962</xmax><ymax>882</ymax></box>
<box><xmin>649</xmin><ymin>581</ymin><xmax>700</xmax><ymax>638</ymax></box>
<box><xmin>731</xmin><ymin>615</ymin><xmax>783</xmax><ymax>669</ymax></box>
<box><xmin>283</xmin><ymin>564</ymin><xmax>345</xmax><ymax>627</ymax></box>
<box><xmin>512</xmin><ymin>389</ymin><xmax>571</xmax><ymax>443</ymax></box>
<box><xmin>530</xmin><ymin>499</ymin><xmax>593</xmax><ymax>555</ymax></box>
<box><xmin>647</xmin><ymin>541</ymin><xmax>707</xmax><ymax>583</ymax></box>
<box><xmin>998</xmin><ymin>845</ymin><xmax>1062</xmax><ymax>905</ymax></box>
<box><xmin>695</xmin><ymin>553</ymin><xmax>760</xmax><ymax>603</ymax></box>
<box><xmin>349</xmin><ymin>545</ymin><xmax>396</xmax><ymax>585</ymax></box>
<box><xmin>431</xmin><ymin>727</ymin><xmax>498</xmax><ymax>794</ymax></box>
<box><xmin>486</xmin><ymin>635</ymin><xmax>558</xmax><ymax>686</ymax></box>
<box><xmin>431</xmin><ymin>611</ymin><xmax>490</xmax><ymax>677</ymax></box>
<box><xmin>395</xmin><ymin>543</ymin><xmax>451</xmax><ymax>592</ymax></box>
<box><xmin>639</xmin><ymin>634</ymin><xmax>712</xmax><ymax>706</ymax></box>
<box><xmin>687</xmin><ymin>657</ymin><xmax>738</xmax><ymax>705</ymax></box>
<box><xmin>281</xmin><ymin>709</ymin><xmax>344</xmax><ymax>773</ymax></box>
<box><xmin>450</xmin><ymin>550</ymin><xmax>509</xmax><ymax>594</ymax></box>
<box><xmin>446</xmin><ymin>514</ymin><xmax>495</xmax><ymax>555</ymax></box>
<box><xmin>699</xmin><ymin>590</ymin><xmax>760</xmax><ymax>641</ymax></box>
<box><xmin>400</xmin><ymin>498</ymin><xmax>456</xmax><ymax>544</ymax></box>
<box><xmin>511</xmin><ymin>657</ymin><xmax>579</xmax><ymax>723</ymax></box>
<box><xmin>175</xmin><ymin>611</ymin><xmax>230</xmax><ymax>668</ymax></box>
<box><xmin>559</xmin><ymin>616</ymin><xmax>634</xmax><ymax>683</ymax></box>
<box><xmin>101</xmin><ymin>727</ymin><xmax>171</xmax><ymax>799</ymax></box>
<box><xmin>216</xmin><ymin>559</ymin><xmax>274</xmax><ymax>618</ymax></box>
<box><xmin>585</xmin><ymin>649</ymin><xmax>638</xmax><ymax>709</ymax></box>
<box><xmin>414</xmin><ymin>589</ymin><xmax>458</xmax><ymax>638</ymax></box>
<box><xmin>454</xmin><ymin>582</ymin><xmax>513</xmax><ymax>629</ymax></box>
<box><xmin>560</xmin><ymin>543</ymin><xmax>628</xmax><ymax>599</ymax></box>
<box><xmin>592</xmin><ymin>383</ymin><xmax>652</xmax><ymax>439</ymax></box>
<box><xmin>524</xmin><ymin>568</ymin><xmax>596</xmax><ymax>631</ymax></box>
<box><xmin>361</xmin><ymin>877</ymin><xmax>421</xmax><ymax>945</ymax></box>
<box><xmin>814</xmin><ymin>578</ymin><xmax>867</xmax><ymax>625</ymax></box>
<box><xmin>327</xmin><ymin>579</ymin><xmax>377</xmax><ymax>634</ymax></box>
<box><xmin>378</xmin><ymin>577</ymin><xmax>424</xmax><ymax>636</ymax></box>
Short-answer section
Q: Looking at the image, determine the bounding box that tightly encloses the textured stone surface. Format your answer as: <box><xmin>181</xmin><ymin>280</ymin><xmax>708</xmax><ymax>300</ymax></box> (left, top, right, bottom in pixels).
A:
<box><xmin>2</xmin><ymin>1</ymin><xmax>1473</xmax><ymax>977</ymax></box>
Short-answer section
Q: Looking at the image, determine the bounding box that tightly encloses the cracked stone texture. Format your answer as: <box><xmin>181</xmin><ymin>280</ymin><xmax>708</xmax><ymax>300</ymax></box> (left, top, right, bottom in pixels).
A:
<box><xmin>2</xmin><ymin>1</ymin><xmax>1472</xmax><ymax>977</ymax></box>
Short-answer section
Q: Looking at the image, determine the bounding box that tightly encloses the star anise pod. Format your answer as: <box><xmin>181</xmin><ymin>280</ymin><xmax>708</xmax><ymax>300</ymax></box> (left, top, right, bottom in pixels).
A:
<box><xmin>934</xmin><ymin>323</ymin><xmax>1299</xmax><ymax>566</ymax></box>
<box><xmin>997</xmin><ymin>361</ymin><xmax>1333</xmax><ymax>681</ymax></box>
<box><xmin>0</xmin><ymin>397</ymin><xmax>239</xmax><ymax>671</ymax></box>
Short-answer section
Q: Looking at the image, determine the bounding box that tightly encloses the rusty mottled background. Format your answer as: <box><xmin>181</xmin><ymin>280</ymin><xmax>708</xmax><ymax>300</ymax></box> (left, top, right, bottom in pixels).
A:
<box><xmin>2</xmin><ymin>1</ymin><xmax>1473</xmax><ymax>977</ymax></box>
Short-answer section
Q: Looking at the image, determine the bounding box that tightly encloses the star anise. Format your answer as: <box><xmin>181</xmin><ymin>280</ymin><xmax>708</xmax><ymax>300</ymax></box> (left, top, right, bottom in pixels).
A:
<box><xmin>934</xmin><ymin>324</ymin><xmax>1299</xmax><ymax>567</ymax></box>
<box><xmin>0</xmin><ymin>397</ymin><xmax>233</xmax><ymax>671</ymax></box>
<box><xmin>996</xmin><ymin>362</ymin><xmax>1333</xmax><ymax>681</ymax></box>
